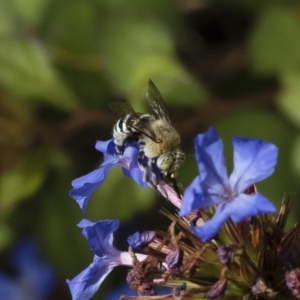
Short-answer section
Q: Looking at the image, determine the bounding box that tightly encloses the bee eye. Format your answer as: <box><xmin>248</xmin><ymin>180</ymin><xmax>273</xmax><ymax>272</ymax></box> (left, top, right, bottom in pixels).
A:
<box><xmin>157</xmin><ymin>154</ymin><xmax>174</xmax><ymax>171</ymax></box>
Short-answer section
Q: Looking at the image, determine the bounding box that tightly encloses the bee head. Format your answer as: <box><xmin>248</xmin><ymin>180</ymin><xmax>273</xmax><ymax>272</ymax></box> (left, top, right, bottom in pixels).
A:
<box><xmin>157</xmin><ymin>149</ymin><xmax>185</xmax><ymax>175</ymax></box>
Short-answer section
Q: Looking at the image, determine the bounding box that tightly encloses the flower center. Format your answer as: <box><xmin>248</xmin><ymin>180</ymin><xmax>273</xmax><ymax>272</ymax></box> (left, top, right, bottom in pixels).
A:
<box><xmin>222</xmin><ymin>187</ymin><xmax>236</xmax><ymax>203</ymax></box>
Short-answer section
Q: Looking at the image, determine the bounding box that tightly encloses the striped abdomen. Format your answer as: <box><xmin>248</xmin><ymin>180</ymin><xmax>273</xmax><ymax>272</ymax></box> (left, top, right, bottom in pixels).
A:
<box><xmin>113</xmin><ymin>113</ymin><xmax>154</xmax><ymax>149</ymax></box>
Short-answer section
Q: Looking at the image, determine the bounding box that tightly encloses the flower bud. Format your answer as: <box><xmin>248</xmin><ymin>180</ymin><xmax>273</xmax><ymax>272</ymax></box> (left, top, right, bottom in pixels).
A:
<box><xmin>216</xmin><ymin>245</ymin><xmax>237</xmax><ymax>266</ymax></box>
<box><xmin>251</xmin><ymin>278</ymin><xmax>267</xmax><ymax>295</ymax></box>
<box><xmin>206</xmin><ymin>277</ymin><xmax>227</xmax><ymax>299</ymax></box>
<box><xmin>285</xmin><ymin>268</ymin><xmax>300</xmax><ymax>298</ymax></box>
<box><xmin>165</xmin><ymin>246</ymin><xmax>183</xmax><ymax>269</ymax></box>
<box><xmin>126</xmin><ymin>270</ymin><xmax>136</xmax><ymax>285</ymax></box>
<box><xmin>127</xmin><ymin>231</ymin><xmax>156</xmax><ymax>249</ymax></box>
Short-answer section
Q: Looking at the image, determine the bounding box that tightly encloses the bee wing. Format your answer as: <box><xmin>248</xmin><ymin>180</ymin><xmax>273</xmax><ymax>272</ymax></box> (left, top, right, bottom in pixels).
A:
<box><xmin>146</xmin><ymin>79</ymin><xmax>171</xmax><ymax>124</ymax></box>
<box><xmin>108</xmin><ymin>100</ymin><xmax>161</xmax><ymax>143</ymax></box>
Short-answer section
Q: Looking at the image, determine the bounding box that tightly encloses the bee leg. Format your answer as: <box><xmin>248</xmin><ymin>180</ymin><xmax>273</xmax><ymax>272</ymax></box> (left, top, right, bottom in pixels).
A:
<box><xmin>137</xmin><ymin>151</ymin><xmax>146</xmax><ymax>173</ymax></box>
<box><xmin>149</xmin><ymin>158</ymin><xmax>166</xmax><ymax>197</ymax></box>
<box><xmin>115</xmin><ymin>135</ymin><xmax>136</xmax><ymax>155</ymax></box>
<box><xmin>138</xmin><ymin>152</ymin><xmax>166</xmax><ymax>197</ymax></box>
<box><xmin>149</xmin><ymin>158</ymin><xmax>171</xmax><ymax>199</ymax></box>
<box><xmin>169</xmin><ymin>176</ymin><xmax>183</xmax><ymax>199</ymax></box>
<box><xmin>149</xmin><ymin>158</ymin><xmax>158</xmax><ymax>186</ymax></box>
<box><xmin>115</xmin><ymin>144</ymin><xmax>125</xmax><ymax>155</ymax></box>
<box><xmin>138</xmin><ymin>151</ymin><xmax>154</xmax><ymax>188</ymax></box>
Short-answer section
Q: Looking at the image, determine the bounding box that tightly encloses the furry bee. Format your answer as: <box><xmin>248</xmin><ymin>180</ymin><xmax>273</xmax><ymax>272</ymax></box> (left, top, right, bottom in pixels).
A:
<box><xmin>108</xmin><ymin>80</ymin><xmax>185</xmax><ymax>193</ymax></box>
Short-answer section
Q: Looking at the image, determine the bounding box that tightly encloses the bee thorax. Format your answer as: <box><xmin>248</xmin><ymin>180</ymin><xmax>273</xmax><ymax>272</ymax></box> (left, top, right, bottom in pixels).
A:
<box><xmin>143</xmin><ymin>119</ymin><xmax>180</xmax><ymax>158</ymax></box>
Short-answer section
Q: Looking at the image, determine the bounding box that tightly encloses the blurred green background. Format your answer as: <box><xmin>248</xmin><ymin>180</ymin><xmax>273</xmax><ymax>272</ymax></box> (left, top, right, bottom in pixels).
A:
<box><xmin>1</xmin><ymin>0</ymin><xmax>300</xmax><ymax>299</ymax></box>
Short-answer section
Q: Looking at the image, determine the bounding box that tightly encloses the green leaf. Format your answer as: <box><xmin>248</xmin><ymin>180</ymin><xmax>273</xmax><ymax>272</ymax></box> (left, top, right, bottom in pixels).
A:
<box><xmin>100</xmin><ymin>16</ymin><xmax>207</xmax><ymax>108</ymax></box>
<box><xmin>0</xmin><ymin>2</ymin><xmax>15</xmax><ymax>37</ymax></box>
<box><xmin>85</xmin><ymin>167</ymin><xmax>155</xmax><ymax>220</ymax></box>
<box><xmin>178</xmin><ymin>148</ymin><xmax>198</xmax><ymax>187</ymax></box>
<box><xmin>44</xmin><ymin>0</ymin><xmax>99</xmax><ymax>53</ymax></box>
<box><xmin>10</xmin><ymin>0</ymin><xmax>51</xmax><ymax>27</ymax></box>
<box><xmin>100</xmin><ymin>17</ymin><xmax>173</xmax><ymax>93</ymax></box>
<box><xmin>32</xmin><ymin>148</ymin><xmax>92</xmax><ymax>276</ymax></box>
<box><xmin>0</xmin><ymin>225</ymin><xmax>14</xmax><ymax>252</ymax></box>
<box><xmin>97</xmin><ymin>0</ymin><xmax>176</xmax><ymax>21</ymax></box>
<box><xmin>291</xmin><ymin>133</ymin><xmax>300</xmax><ymax>177</ymax></box>
<box><xmin>214</xmin><ymin>0</ymin><xmax>295</xmax><ymax>9</ymax></box>
<box><xmin>0</xmin><ymin>146</ymin><xmax>48</xmax><ymax>219</ymax></box>
<box><xmin>0</xmin><ymin>41</ymin><xmax>78</xmax><ymax>110</ymax></box>
<box><xmin>277</xmin><ymin>71</ymin><xmax>300</xmax><ymax>127</ymax></box>
<box><xmin>128</xmin><ymin>55</ymin><xmax>207</xmax><ymax>110</ymax></box>
<box><xmin>250</xmin><ymin>7</ymin><xmax>300</xmax><ymax>74</ymax></box>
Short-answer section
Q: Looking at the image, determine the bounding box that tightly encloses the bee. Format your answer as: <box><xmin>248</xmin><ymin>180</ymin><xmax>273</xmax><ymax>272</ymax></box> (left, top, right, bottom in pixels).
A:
<box><xmin>108</xmin><ymin>80</ymin><xmax>185</xmax><ymax>194</ymax></box>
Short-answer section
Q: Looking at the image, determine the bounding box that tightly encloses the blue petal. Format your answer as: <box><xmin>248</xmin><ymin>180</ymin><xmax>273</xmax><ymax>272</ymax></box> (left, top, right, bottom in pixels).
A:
<box><xmin>127</xmin><ymin>232</ymin><xmax>142</xmax><ymax>249</ymax></box>
<box><xmin>67</xmin><ymin>256</ymin><xmax>114</xmax><ymax>300</ymax></box>
<box><xmin>229</xmin><ymin>193</ymin><xmax>276</xmax><ymax>223</ymax></box>
<box><xmin>23</xmin><ymin>262</ymin><xmax>55</xmax><ymax>297</ymax></box>
<box><xmin>0</xmin><ymin>274</ymin><xmax>18</xmax><ymax>300</ymax></box>
<box><xmin>194</xmin><ymin>127</ymin><xmax>230</xmax><ymax>197</ymax></box>
<box><xmin>11</xmin><ymin>240</ymin><xmax>39</xmax><ymax>275</ymax></box>
<box><xmin>122</xmin><ymin>145</ymin><xmax>147</xmax><ymax>187</ymax></box>
<box><xmin>230</xmin><ymin>137</ymin><xmax>278</xmax><ymax>193</ymax></box>
<box><xmin>95</xmin><ymin>139</ymin><xmax>116</xmax><ymax>155</ymax></box>
<box><xmin>180</xmin><ymin>127</ymin><xmax>233</xmax><ymax>217</ymax></box>
<box><xmin>179</xmin><ymin>176</ymin><xmax>204</xmax><ymax>217</ymax></box>
<box><xmin>70</xmin><ymin>141</ymin><xmax>147</xmax><ymax>211</ymax></box>
<box><xmin>0</xmin><ymin>275</ymin><xmax>40</xmax><ymax>300</ymax></box>
<box><xmin>77</xmin><ymin>219</ymin><xmax>95</xmax><ymax>228</ymax></box>
<box><xmin>70</xmin><ymin>157</ymin><xmax>117</xmax><ymax>212</ymax></box>
<box><xmin>179</xmin><ymin>176</ymin><xmax>227</xmax><ymax>217</ymax></box>
<box><xmin>100</xmin><ymin>142</ymin><xmax>146</xmax><ymax>187</ymax></box>
<box><xmin>129</xmin><ymin>165</ymin><xmax>148</xmax><ymax>188</ymax></box>
<box><xmin>191</xmin><ymin>203</ymin><xmax>231</xmax><ymax>242</ymax></box>
<box><xmin>11</xmin><ymin>240</ymin><xmax>55</xmax><ymax>296</ymax></box>
<box><xmin>81</xmin><ymin>219</ymin><xmax>119</xmax><ymax>257</ymax></box>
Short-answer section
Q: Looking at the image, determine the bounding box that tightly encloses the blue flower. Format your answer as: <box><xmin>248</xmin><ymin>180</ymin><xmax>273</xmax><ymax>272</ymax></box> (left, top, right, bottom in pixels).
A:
<box><xmin>180</xmin><ymin>127</ymin><xmax>278</xmax><ymax>242</ymax></box>
<box><xmin>70</xmin><ymin>139</ymin><xmax>147</xmax><ymax>211</ymax></box>
<box><xmin>0</xmin><ymin>240</ymin><xmax>55</xmax><ymax>300</ymax></box>
<box><xmin>67</xmin><ymin>219</ymin><xmax>149</xmax><ymax>300</ymax></box>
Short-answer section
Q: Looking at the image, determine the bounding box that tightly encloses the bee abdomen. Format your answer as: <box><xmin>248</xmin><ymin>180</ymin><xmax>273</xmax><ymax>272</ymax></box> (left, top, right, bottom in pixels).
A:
<box><xmin>113</xmin><ymin>113</ymin><xmax>153</xmax><ymax>148</ymax></box>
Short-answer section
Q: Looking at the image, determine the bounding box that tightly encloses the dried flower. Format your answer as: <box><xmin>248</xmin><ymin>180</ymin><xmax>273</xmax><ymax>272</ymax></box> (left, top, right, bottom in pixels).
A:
<box><xmin>286</xmin><ymin>268</ymin><xmax>300</xmax><ymax>298</ymax></box>
<box><xmin>206</xmin><ymin>276</ymin><xmax>227</xmax><ymax>299</ymax></box>
<box><xmin>68</xmin><ymin>124</ymin><xmax>300</xmax><ymax>300</ymax></box>
<box><xmin>216</xmin><ymin>245</ymin><xmax>237</xmax><ymax>266</ymax></box>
